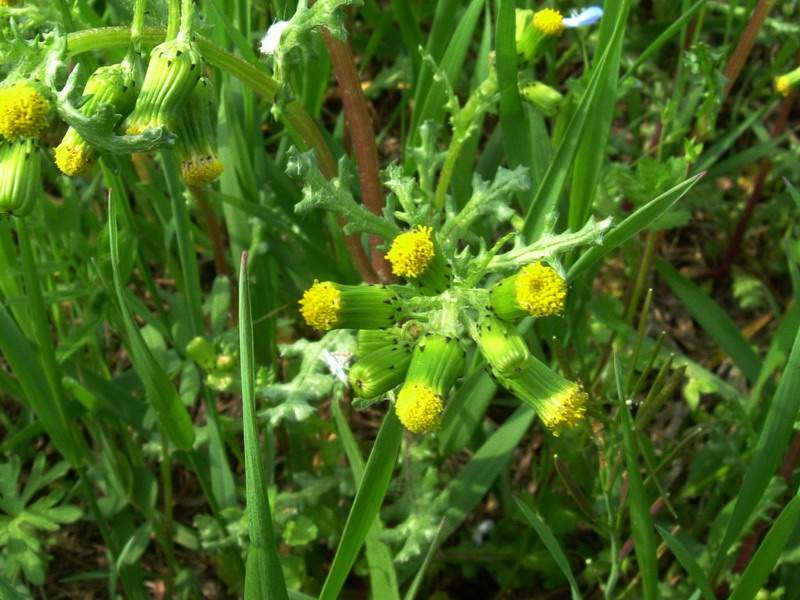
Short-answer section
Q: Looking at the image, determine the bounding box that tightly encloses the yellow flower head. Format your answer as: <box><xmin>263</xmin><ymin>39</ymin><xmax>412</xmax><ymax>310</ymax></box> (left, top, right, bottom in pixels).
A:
<box><xmin>533</xmin><ymin>8</ymin><xmax>564</xmax><ymax>36</ymax></box>
<box><xmin>395</xmin><ymin>383</ymin><xmax>443</xmax><ymax>433</ymax></box>
<box><xmin>54</xmin><ymin>133</ymin><xmax>94</xmax><ymax>176</ymax></box>
<box><xmin>299</xmin><ymin>280</ymin><xmax>341</xmax><ymax>331</ymax></box>
<box><xmin>776</xmin><ymin>75</ymin><xmax>791</xmax><ymax>96</ymax></box>
<box><xmin>0</xmin><ymin>82</ymin><xmax>50</xmax><ymax>139</ymax></box>
<box><xmin>536</xmin><ymin>384</ymin><xmax>588</xmax><ymax>436</ymax></box>
<box><xmin>514</xmin><ymin>262</ymin><xmax>566</xmax><ymax>317</ymax></box>
<box><xmin>181</xmin><ymin>154</ymin><xmax>225</xmax><ymax>187</ymax></box>
<box><xmin>386</xmin><ymin>225</ymin><xmax>436</xmax><ymax>278</ymax></box>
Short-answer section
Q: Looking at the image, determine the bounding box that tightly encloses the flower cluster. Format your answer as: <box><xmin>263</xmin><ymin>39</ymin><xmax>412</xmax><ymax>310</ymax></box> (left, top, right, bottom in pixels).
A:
<box><xmin>0</xmin><ymin>81</ymin><xmax>48</xmax><ymax>216</ymax></box>
<box><xmin>299</xmin><ymin>225</ymin><xmax>588</xmax><ymax>436</ymax></box>
<box><xmin>0</xmin><ymin>20</ymin><xmax>225</xmax><ymax>216</ymax></box>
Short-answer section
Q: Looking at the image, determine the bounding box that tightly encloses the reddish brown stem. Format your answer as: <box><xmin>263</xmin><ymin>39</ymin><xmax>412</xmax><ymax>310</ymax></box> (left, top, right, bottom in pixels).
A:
<box><xmin>322</xmin><ymin>28</ymin><xmax>393</xmax><ymax>282</ymax></box>
<box><xmin>722</xmin><ymin>0</ymin><xmax>777</xmax><ymax>98</ymax></box>
<box><xmin>713</xmin><ymin>89</ymin><xmax>796</xmax><ymax>278</ymax></box>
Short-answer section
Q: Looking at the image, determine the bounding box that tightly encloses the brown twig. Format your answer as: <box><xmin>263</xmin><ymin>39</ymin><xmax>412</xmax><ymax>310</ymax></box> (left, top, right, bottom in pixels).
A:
<box><xmin>722</xmin><ymin>0</ymin><xmax>778</xmax><ymax>98</ymax></box>
<box><xmin>322</xmin><ymin>28</ymin><xmax>393</xmax><ymax>282</ymax></box>
<box><xmin>712</xmin><ymin>88</ymin><xmax>796</xmax><ymax>278</ymax></box>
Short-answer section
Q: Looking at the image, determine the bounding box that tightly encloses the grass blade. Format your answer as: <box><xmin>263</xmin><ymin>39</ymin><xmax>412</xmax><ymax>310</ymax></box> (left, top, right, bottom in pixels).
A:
<box><xmin>655</xmin><ymin>259</ymin><xmax>762</xmax><ymax>386</ymax></box>
<box><xmin>514</xmin><ymin>496</ymin><xmax>583</xmax><ymax>600</ymax></box>
<box><xmin>655</xmin><ymin>525</ymin><xmax>716</xmax><ymax>600</ymax></box>
<box><xmin>240</xmin><ymin>252</ymin><xmax>289</xmax><ymax>600</ymax></box>
<box><xmin>522</xmin><ymin>7</ymin><xmax>629</xmax><ymax>241</ymax></box>
<box><xmin>568</xmin><ymin>173</ymin><xmax>704</xmax><ymax>280</ymax></box>
<box><xmin>319</xmin><ymin>405</ymin><xmax>404</xmax><ymax>600</ymax></box>
<box><xmin>728</xmin><ymin>491</ymin><xmax>800</xmax><ymax>600</ymax></box>
<box><xmin>711</xmin><ymin>309</ymin><xmax>800</xmax><ymax>574</ymax></box>
<box><xmin>615</xmin><ymin>355</ymin><xmax>658</xmax><ymax>600</ymax></box>
<box><xmin>331</xmin><ymin>396</ymin><xmax>400</xmax><ymax>600</ymax></box>
<box><xmin>108</xmin><ymin>192</ymin><xmax>195</xmax><ymax>452</ymax></box>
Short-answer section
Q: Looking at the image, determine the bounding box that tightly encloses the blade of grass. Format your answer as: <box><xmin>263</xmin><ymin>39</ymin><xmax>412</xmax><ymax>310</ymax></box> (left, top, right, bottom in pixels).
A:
<box><xmin>108</xmin><ymin>190</ymin><xmax>195</xmax><ymax>452</ymax></box>
<box><xmin>331</xmin><ymin>396</ymin><xmax>400</xmax><ymax>600</ymax></box>
<box><xmin>728</xmin><ymin>490</ymin><xmax>800</xmax><ymax>600</ymax></box>
<box><xmin>568</xmin><ymin>173</ymin><xmax>704</xmax><ymax>280</ymax></box>
<box><xmin>567</xmin><ymin>0</ymin><xmax>633</xmax><ymax>231</ymax></box>
<box><xmin>318</xmin><ymin>405</ymin><xmax>404</xmax><ymax>600</ymax></box>
<box><xmin>654</xmin><ymin>525</ymin><xmax>715</xmax><ymax>600</ymax></box>
<box><xmin>522</xmin><ymin>8</ymin><xmax>628</xmax><ymax>240</ymax></box>
<box><xmin>239</xmin><ymin>252</ymin><xmax>289</xmax><ymax>600</ymax></box>
<box><xmin>514</xmin><ymin>496</ymin><xmax>583</xmax><ymax>600</ymax></box>
<box><xmin>615</xmin><ymin>355</ymin><xmax>658</xmax><ymax>600</ymax></box>
<box><xmin>496</xmin><ymin>0</ymin><xmax>531</xmax><ymax>176</ymax></box>
<box><xmin>711</xmin><ymin>306</ymin><xmax>800</xmax><ymax>576</ymax></box>
<box><xmin>655</xmin><ymin>259</ymin><xmax>762</xmax><ymax>386</ymax></box>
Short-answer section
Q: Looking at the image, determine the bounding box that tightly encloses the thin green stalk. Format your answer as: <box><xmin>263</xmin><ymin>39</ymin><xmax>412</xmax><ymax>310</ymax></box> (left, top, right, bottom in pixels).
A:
<box><xmin>167</xmin><ymin>0</ymin><xmax>180</xmax><ymax>39</ymax></box>
<box><xmin>434</xmin><ymin>71</ymin><xmax>497</xmax><ymax>211</ymax></box>
<box><xmin>131</xmin><ymin>0</ymin><xmax>147</xmax><ymax>47</ymax></box>
<box><xmin>158</xmin><ymin>426</ymin><xmax>178</xmax><ymax>599</ymax></box>
<box><xmin>179</xmin><ymin>0</ymin><xmax>196</xmax><ymax>35</ymax></box>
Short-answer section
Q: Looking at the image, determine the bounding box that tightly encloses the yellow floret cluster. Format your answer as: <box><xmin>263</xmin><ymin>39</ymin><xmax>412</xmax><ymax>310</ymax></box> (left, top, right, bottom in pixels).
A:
<box><xmin>54</xmin><ymin>141</ymin><xmax>93</xmax><ymax>176</ymax></box>
<box><xmin>537</xmin><ymin>384</ymin><xmax>588</xmax><ymax>436</ymax></box>
<box><xmin>776</xmin><ymin>75</ymin><xmax>791</xmax><ymax>96</ymax></box>
<box><xmin>395</xmin><ymin>383</ymin><xmax>443</xmax><ymax>433</ymax></box>
<box><xmin>299</xmin><ymin>281</ymin><xmax>342</xmax><ymax>331</ymax></box>
<box><xmin>514</xmin><ymin>262</ymin><xmax>566</xmax><ymax>317</ymax></box>
<box><xmin>182</xmin><ymin>155</ymin><xmax>225</xmax><ymax>187</ymax></box>
<box><xmin>533</xmin><ymin>8</ymin><xmax>564</xmax><ymax>36</ymax></box>
<box><xmin>386</xmin><ymin>225</ymin><xmax>435</xmax><ymax>278</ymax></box>
<box><xmin>0</xmin><ymin>82</ymin><xmax>50</xmax><ymax>139</ymax></box>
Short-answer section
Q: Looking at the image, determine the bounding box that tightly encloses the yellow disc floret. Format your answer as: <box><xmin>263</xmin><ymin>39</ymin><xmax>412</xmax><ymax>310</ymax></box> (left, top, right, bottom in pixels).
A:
<box><xmin>0</xmin><ymin>82</ymin><xmax>50</xmax><ymax>139</ymax></box>
<box><xmin>386</xmin><ymin>226</ymin><xmax>436</xmax><ymax>278</ymax></box>
<box><xmin>537</xmin><ymin>384</ymin><xmax>587</xmax><ymax>436</ymax></box>
<box><xmin>54</xmin><ymin>139</ymin><xmax>94</xmax><ymax>176</ymax></box>
<box><xmin>514</xmin><ymin>262</ymin><xmax>567</xmax><ymax>317</ymax></box>
<box><xmin>395</xmin><ymin>383</ymin><xmax>443</xmax><ymax>433</ymax></box>
<box><xmin>533</xmin><ymin>8</ymin><xmax>564</xmax><ymax>36</ymax></box>
<box><xmin>182</xmin><ymin>154</ymin><xmax>225</xmax><ymax>187</ymax></box>
<box><xmin>299</xmin><ymin>280</ymin><xmax>342</xmax><ymax>331</ymax></box>
<box><xmin>776</xmin><ymin>75</ymin><xmax>791</xmax><ymax>96</ymax></box>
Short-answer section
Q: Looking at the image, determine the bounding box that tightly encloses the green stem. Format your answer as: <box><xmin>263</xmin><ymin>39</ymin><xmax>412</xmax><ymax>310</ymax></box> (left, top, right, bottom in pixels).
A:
<box><xmin>179</xmin><ymin>0</ymin><xmax>196</xmax><ymax>36</ymax></box>
<box><xmin>434</xmin><ymin>72</ymin><xmax>498</xmax><ymax>212</ymax></box>
<box><xmin>131</xmin><ymin>0</ymin><xmax>147</xmax><ymax>48</ymax></box>
<box><xmin>166</xmin><ymin>0</ymin><xmax>180</xmax><ymax>39</ymax></box>
<box><xmin>158</xmin><ymin>426</ymin><xmax>178</xmax><ymax>598</ymax></box>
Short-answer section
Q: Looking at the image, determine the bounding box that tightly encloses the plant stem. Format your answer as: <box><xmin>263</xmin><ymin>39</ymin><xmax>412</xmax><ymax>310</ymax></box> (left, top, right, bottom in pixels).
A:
<box><xmin>65</xmin><ymin>27</ymin><xmax>377</xmax><ymax>281</ymax></box>
<box><xmin>166</xmin><ymin>0</ymin><xmax>180</xmax><ymax>39</ymax></box>
<box><xmin>322</xmin><ymin>29</ymin><xmax>391</xmax><ymax>282</ymax></box>
<box><xmin>434</xmin><ymin>72</ymin><xmax>498</xmax><ymax>212</ymax></box>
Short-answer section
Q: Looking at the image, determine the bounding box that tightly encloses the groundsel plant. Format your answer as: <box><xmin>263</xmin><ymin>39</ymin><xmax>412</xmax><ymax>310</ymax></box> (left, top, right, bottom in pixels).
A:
<box><xmin>288</xmin><ymin>5</ymin><xmax>608</xmax><ymax>437</ymax></box>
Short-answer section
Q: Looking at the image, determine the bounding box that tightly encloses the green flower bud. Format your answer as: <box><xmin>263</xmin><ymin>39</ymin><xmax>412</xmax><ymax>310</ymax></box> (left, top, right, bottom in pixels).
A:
<box><xmin>125</xmin><ymin>36</ymin><xmax>202</xmax><ymax>135</ymax></box>
<box><xmin>489</xmin><ymin>262</ymin><xmax>566</xmax><ymax>320</ymax></box>
<box><xmin>299</xmin><ymin>281</ymin><xmax>400</xmax><ymax>331</ymax></box>
<box><xmin>776</xmin><ymin>65</ymin><xmax>800</xmax><ymax>96</ymax></box>
<box><xmin>497</xmin><ymin>356</ymin><xmax>587</xmax><ymax>436</ymax></box>
<box><xmin>396</xmin><ymin>334</ymin><xmax>466</xmax><ymax>433</ymax></box>
<box><xmin>349</xmin><ymin>341</ymin><xmax>413</xmax><ymax>398</ymax></box>
<box><xmin>174</xmin><ymin>77</ymin><xmax>224</xmax><ymax>186</ymax></box>
<box><xmin>356</xmin><ymin>328</ymin><xmax>402</xmax><ymax>358</ymax></box>
<box><xmin>55</xmin><ymin>63</ymin><xmax>137</xmax><ymax>176</ymax></box>
<box><xmin>385</xmin><ymin>226</ymin><xmax>453</xmax><ymax>296</ymax></box>
<box><xmin>515</xmin><ymin>9</ymin><xmax>537</xmax><ymax>64</ymax></box>
<box><xmin>475</xmin><ymin>316</ymin><xmax>530</xmax><ymax>380</ymax></box>
<box><xmin>186</xmin><ymin>336</ymin><xmax>218</xmax><ymax>370</ymax></box>
<box><xmin>0</xmin><ymin>138</ymin><xmax>41</xmax><ymax>217</ymax></box>
<box><xmin>519</xmin><ymin>81</ymin><xmax>562</xmax><ymax>117</ymax></box>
